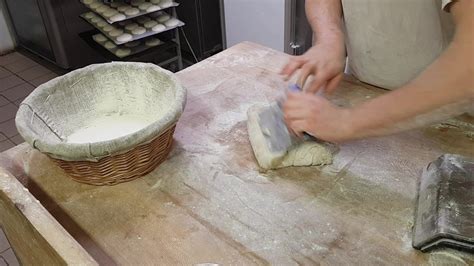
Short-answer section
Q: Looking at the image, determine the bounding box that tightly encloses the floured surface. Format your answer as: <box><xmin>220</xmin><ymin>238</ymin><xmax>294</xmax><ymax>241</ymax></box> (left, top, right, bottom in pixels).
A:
<box><xmin>1</xmin><ymin>42</ymin><xmax>473</xmax><ymax>265</ymax></box>
<box><xmin>247</xmin><ymin>104</ymin><xmax>333</xmax><ymax>169</ymax></box>
<box><xmin>66</xmin><ymin>114</ymin><xmax>154</xmax><ymax>143</ymax></box>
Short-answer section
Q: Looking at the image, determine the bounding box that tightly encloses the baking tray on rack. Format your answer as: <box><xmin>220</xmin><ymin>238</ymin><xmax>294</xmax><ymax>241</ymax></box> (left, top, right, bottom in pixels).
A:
<box><xmin>79</xmin><ymin>30</ymin><xmax>179</xmax><ymax>61</ymax></box>
<box><xmin>80</xmin><ymin>0</ymin><xmax>179</xmax><ymax>24</ymax></box>
<box><xmin>92</xmin><ymin>33</ymin><xmax>164</xmax><ymax>58</ymax></box>
<box><xmin>80</xmin><ymin>12</ymin><xmax>185</xmax><ymax>45</ymax></box>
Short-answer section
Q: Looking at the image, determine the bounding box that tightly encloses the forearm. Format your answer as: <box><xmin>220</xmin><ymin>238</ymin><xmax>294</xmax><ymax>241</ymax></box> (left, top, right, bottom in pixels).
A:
<box><xmin>305</xmin><ymin>0</ymin><xmax>344</xmax><ymax>45</ymax></box>
<box><xmin>349</xmin><ymin>24</ymin><xmax>474</xmax><ymax>139</ymax></box>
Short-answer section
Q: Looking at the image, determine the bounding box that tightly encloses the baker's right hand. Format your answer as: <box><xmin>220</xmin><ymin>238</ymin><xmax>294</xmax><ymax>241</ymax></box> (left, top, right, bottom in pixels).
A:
<box><xmin>280</xmin><ymin>42</ymin><xmax>345</xmax><ymax>94</ymax></box>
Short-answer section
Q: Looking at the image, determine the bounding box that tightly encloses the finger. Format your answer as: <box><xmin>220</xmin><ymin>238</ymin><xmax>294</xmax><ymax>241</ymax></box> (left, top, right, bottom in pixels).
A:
<box><xmin>288</xmin><ymin>120</ymin><xmax>308</xmax><ymax>138</ymax></box>
<box><xmin>297</xmin><ymin>64</ymin><xmax>315</xmax><ymax>88</ymax></box>
<box><xmin>325</xmin><ymin>73</ymin><xmax>343</xmax><ymax>94</ymax></box>
<box><xmin>305</xmin><ymin>71</ymin><xmax>330</xmax><ymax>94</ymax></box>
<box><xmin>281</xmin><ymin>59</ymin><xmax>304</xmax><ymax>80</ymax></box>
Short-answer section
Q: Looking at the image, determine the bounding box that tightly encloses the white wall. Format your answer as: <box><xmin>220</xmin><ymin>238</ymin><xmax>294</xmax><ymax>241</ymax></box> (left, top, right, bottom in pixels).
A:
<box><xmin>224</xmin><ymin>0</ymin><xmax>285</xmax><ymax>51</ymax></box>
<box><xmin>0</xmin><ymin>0</ymin><xmax>15</xmax><ymax>55</ymax></box>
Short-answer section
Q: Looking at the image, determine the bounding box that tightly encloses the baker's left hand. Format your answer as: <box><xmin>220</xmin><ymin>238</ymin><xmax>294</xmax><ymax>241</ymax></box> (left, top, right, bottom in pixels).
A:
<box><xmin>283</xmin><ymin>92</ymin><xmax>354</xmax><ymax>143</ymax></box>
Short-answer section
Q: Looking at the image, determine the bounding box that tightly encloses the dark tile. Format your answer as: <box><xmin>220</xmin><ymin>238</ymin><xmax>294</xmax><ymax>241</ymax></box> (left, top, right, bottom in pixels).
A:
<box><xmin>0</xmin><ymin>75</ymin><xmax>24</xmax><ymax>92</ymax></box>
<box><xmin>3</xmin><ymin>56</ymin><xmax>37</xmax><ymax>73</ymax></box>
<box><xmin>13</xmin><ymin>98</ymin><xmax>23</xmax><ymax>107</ymax></box>
<box><xmin>0</xmin><ymin>96</ymin><xmax>8</xmax><ymax>107</ymax></box>
<box><xmin>9</xmin><ymin>134</ymin><xmax>24</xmax><ymax>145</ymax></box>
<box><xmin>0</xmin><ymin>139</ymin><xmax>15</xmax><ymax>152</ymax></box>
<box><xmin>0</xmin><ymin>67</ymin><xmax>11</xmax><ymax>79</ymax></box>
<box><xmin>0</xmin><ymin>52</ymin><xmax>26</xmax><ymax>66</ymax></box>
<box><xmin>0</xmin><ymin>119</ymin><xmax>18</xmax><ymax>138</ymax></box>
<box><xmin>0</xmin><ymin>248</ymin><xmax>20</xmax><ymax>266</ymax></box>
<box><xmin>1</xmin><ymin>83</ymin><xmax>35</xmax><ymax>102</ymax></box>
<box><xmin>17</xmin><ymin>65</ymin><xmax>52</xmax><ymax>81</ymax></box>
<box><xmin>0</xmin><ymin>104</ymin><xmax>17</xmax><ymax>123</ymax></box>
<box><xmin>0</xmin><ymin>228</ymin><xmax>10</xmax><ymax>253</ymax></box>
<box><xmin>29</xmin><ymin>72</ymin><xmax>58</xmax><ymax>87</ymax></box>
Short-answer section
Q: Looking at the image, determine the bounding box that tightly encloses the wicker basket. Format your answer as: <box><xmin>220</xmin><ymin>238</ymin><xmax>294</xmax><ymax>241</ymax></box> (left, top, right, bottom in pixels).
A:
<box><xmin>15</xmin><ymin>62</ymin><xmax>186</xmax><ymax>185</ymax></box>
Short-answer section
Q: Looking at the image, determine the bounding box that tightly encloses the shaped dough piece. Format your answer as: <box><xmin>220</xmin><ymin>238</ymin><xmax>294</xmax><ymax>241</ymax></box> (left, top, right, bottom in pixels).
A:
<box><xmin>115</xmin><ymin>48</ymin><xmax>131</xmax><ymax>57</ymax></box>
<box><xmin>131</xmin><ymin>26</ymin><xmax>146</xmax><ymax>35</ymax></box>
<box><xmin>247</xmin><ymin>105</ymin><xmax>334</xmax><ymax>170</ymax></box>
<box><xmin>151</xmin><ymin>23</ymin><xmax>166</xmax><ymax>32</ymax></box>
<box><xmin>117</xmin><ymin>5</ymin><xmax>131</xmax><ymax>12</ymax></box>
<box><xmin>139</xmin><ymin>2</ymin><xmax>152</xmax><ymax>11</ymax></box>
<box><xmin>109</xmin><ymin>29</ymin><xmax>124</xmax><ymax>37</ymax></box>
<box><xmin>104</xmin><ymin>41</ymin><xmax>117</xmax><ymax>49</ymax></box>
<box><xmin>125</xmin><ymin>7</ymin><xmax>140</xmax><ymax>16</ymax></box>
<box><xmin>116</xmin><ymin>33</ymin><xmax>133</xmax><ymax>42</ymax></box>
<box><xmin>147</xmin><ymin>5</ymin><xmax>161</xmax><ymax>12</ymax></box>
<box><xmin>110</xmin><ymin>13</ymin><xmax>126</xmax><ymax>22</ymax></box>
<box><xmin>125</xmin><ymin>23</ymin><xmax>139</xmax><ymax>31</ymax></box>
<box><xmin>156</xmin><ymin>14</ymin><xmax>170</xmax><ymax>23</ymax></box>
<box><xmin>164</xmin><ymin>18</ymin><xmax>179</xmax><ymax>27</ymax></box>
<box><xmin>150</xmin><ymin>0</ymin><xmax>161</xmax><ymax>4</ymax></box>
<box><xmin>144</xmin><ymin>20</ymin><xmax>158</xmax><ymax>29</ymax></box>
<box><xmin>145</xmin><ymin>37</ymin><xmax>161</xmax><ymax>46</ymax></box>
<box><xmin>103</xmin><ymin>25</ymin><xmax>115</xmax><ymax>32</ymax></box>
<box><xmin>159</xmin><ymin>0</ymin><xmax>173</xmax><ymax>8</ymax></box>
<box><xmin>93</xmin><ymin>34</ymin><xmax>107</xmax><ymax>43</ymax></box>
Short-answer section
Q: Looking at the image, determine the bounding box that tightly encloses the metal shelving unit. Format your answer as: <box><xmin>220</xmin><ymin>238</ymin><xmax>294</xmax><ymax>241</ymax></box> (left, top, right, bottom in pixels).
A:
<box><xmin>79</xmin><ymin>0</ymin><xmax>184</xmax><ymax>71</ymax></box>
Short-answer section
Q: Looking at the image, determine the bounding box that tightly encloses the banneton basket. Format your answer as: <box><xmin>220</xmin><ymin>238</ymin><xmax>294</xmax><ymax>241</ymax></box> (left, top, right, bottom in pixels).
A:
<box><xmin>15</xmin><ymin>62</ymin><xmax>186</xmax><ymax>186</ymax></box>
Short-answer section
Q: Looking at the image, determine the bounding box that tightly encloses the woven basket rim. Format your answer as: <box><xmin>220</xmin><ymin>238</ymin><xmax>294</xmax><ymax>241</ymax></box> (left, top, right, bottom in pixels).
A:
<box><xmin>15</xmin><ymin>62</ymin><xmax>186</xmax><ymax>162</ymax></box>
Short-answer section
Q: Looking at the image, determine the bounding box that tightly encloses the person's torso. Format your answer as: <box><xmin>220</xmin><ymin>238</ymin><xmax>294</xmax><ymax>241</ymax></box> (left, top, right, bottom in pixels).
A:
<box><xmin>341</xmin><ymin>0</ymin><xmax>455</xmax><ymax>89</ymax></box>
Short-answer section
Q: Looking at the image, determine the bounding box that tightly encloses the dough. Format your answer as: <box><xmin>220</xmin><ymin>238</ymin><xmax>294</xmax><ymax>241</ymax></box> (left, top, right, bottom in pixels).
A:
<box><xmin>89</xmin><ymin>2</ymin><xmax>100</xmax><ymax>9</ymax></box>
<box><xmin>139</xmin><ymin>2</ymin><xmax>152</xmax><ymax>11</ymax></box>
<box><xmin>96</xmin><ymin>5</ymin><xmax>108</xmax><ymax>13</ymax></box>
<box><xmin>117</xmin><ymin>5</ymin><xmax>130</xmax><ymax>12</ymax></box>
<box><xmin>150</xmin><ymin>0</ymin><xmax>161</xmax><ymax>4</ymax></box>
<box><xmin>125</xmin><ymin>23</ymin><xmax>139</xmax><ymax>31</ymax></box>
<box><xmin>164</xmin><ymin>18</ymin><xmax>179</xmax><ymax>27</ymax></box>
<box><xmin>131</xmin><ymin>0</ymin><xmax>146</xmax><ymax>7</ymax></box>
<box><xmin>247</xmin><ymin>105</ymin><xmax>334</xmax><ymax>170</ymax></box>
<box><xmin>144</xmin><ymin>20</ymin><xmax>158</xmax><ymax>29</ymax></box>
<box><xmin>136</xmin><ymin>16</ymin><xmax>151</xmax><ymax>24</ymax></box>
<box><xmin>125</xmin><ymin>7</ymin><xmax>140</xmax><ymax>16</ymax></box>
<box><xmin>103</xmin><ymin>9</ymin><xmax>118</xmax><ymax>18</ymax></box>
<box><xmin>93</xmin><ymin>34</ymin><xmax>107</xmax><ymax>43</ymax></box>
<box><xmin>145</xmin><ymin>37</ymin><xmax>161</xmax><ymax>47</ymax></box>
<box><xmin>115</xmin><ymin>48</ymin><xmax>131</xmax><ymax>57</ymax></box>
<box><xmin>131</xmin><ymin>26</ymin><xmax>146</xmax><ymax>35</ymax></box>
<box><xmin>110</xmin><ymin>13</ymin><xmax>126</xmax><ymax>22</ymax></box>
<box><xmin>159</xmin><ymin>0</ymin><xmax>173</xmax><ymax>8</ymax></box>
<box><xmin>83</xmin><ymin>0</ymin><xmax>94</xmax><ymax>4</ymax></box>
<box><xmin>109</xmin><ymin>29</ymin><xmax>124</xmax><ymax>37</ymax></box>
<box><xmin>103</xmin><ymin>25</ymin><xmax>115</xmax><ymax>32</ymax></box>
<box><xmin>116</xmin><ymin>33</ymin><xmax>133</xmax><ymax>42</ymax></box>
<box><xmin>156</xmin><ymin>14</ymin><xmax>170</xmax><ymax>23</ymax></box>
<box><xmin>84</xmin><ymin>12</ymin><xmax>95</xmax><ymax>19</ymax></box>
<box><xmin>91</xmin><ymin>17</ymin><xmax>102</xmax><ymax>23</ymax></box>
<box><xmin>110</xmin><ymin>2</ymin><xmax>123</xmax><ymax>8</ymax></box>
<box><xmin>151</xmin><ymin>23</ymin><xmax>166</xmax><ymax>32</ymax></box>
<box><xmin>96</xmin><ymin>20</ymin><xmax>107</xmax><ymax>28</ymax></box>
<box><xmin>147</xmin><ymin>5</ymin><xmax>161</xmax><ymax>12</ymax></box>
<box><xmin>125</xmin><ymin>41</ymin><xmax>140</xmax><ymax>47</ymax></box>
<box><xmin>104</xmin><ymin>41</ymin><xmax>117</xmax><ymax>49</ymax></box>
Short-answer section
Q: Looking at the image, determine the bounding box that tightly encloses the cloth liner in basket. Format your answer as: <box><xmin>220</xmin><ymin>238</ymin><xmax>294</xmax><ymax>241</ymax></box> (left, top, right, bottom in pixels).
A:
<box><xmin>15</xmin><ymin>62</ymin><xmax>186</xmax><ymax>185</ymax></box>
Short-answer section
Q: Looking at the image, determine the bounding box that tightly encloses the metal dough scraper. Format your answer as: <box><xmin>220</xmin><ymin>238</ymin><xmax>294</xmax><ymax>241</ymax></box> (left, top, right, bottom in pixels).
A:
<box><xmin>412</xmin><ymin>154</ymin><xmax>474</xmax><ymax>252</ymax></box>
<box><xmin>257</xmin><ymin>84</ymin><xmax>315</xmax><ymax>155</ymax></box>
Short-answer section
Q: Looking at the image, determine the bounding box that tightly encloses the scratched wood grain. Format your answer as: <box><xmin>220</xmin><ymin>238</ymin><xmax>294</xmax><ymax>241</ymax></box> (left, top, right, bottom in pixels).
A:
<box><xmin>0</xmin><ymin>42</ymin><xmax>473</xmax><ymax>265</ymax></box>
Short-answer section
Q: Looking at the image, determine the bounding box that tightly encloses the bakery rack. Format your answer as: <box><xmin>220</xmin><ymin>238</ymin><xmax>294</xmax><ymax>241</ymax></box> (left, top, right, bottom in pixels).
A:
<box><xmin>79</xmin><ymin>0</ymin><xmax>184</xmax><ymax>70</ymax></box>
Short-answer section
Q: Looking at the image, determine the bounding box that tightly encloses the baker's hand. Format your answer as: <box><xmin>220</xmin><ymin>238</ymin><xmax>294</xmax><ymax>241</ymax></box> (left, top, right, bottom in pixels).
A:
<box><xmin>283</xmin><ymin>92</ymin><xmax>354</xmax><ymax>143</ymax></box>
<box><xmin>280</xmin><ymin>42</ymin><xmax>345</xmax><ymax>94</ymax></box>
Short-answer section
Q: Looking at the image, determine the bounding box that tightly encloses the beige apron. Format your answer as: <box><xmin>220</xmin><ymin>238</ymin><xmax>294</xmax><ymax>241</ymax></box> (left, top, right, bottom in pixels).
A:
<box><xmin>341</xmin><ymin>0</ymin><xmax>455</xmax><ymax>89</ymax></box>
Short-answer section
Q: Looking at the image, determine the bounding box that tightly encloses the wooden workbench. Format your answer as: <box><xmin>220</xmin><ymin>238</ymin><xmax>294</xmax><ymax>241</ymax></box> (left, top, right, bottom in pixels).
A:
<box><xmin>1</xmin><ymin>42</ymin><xmax>473</xmax><ymax>265</ymax></box>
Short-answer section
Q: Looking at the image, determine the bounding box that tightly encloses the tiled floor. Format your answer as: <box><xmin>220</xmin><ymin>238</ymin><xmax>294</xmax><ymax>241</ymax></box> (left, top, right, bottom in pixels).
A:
<box><xmin>0</xmin><ymin>227</ymin><xmax>20</xmax><ymax>266</ymax></box>
<box><xmin>0</xmin><ymin>51</ymin><xmax>59</xmax><ymax>152</ymax></box>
